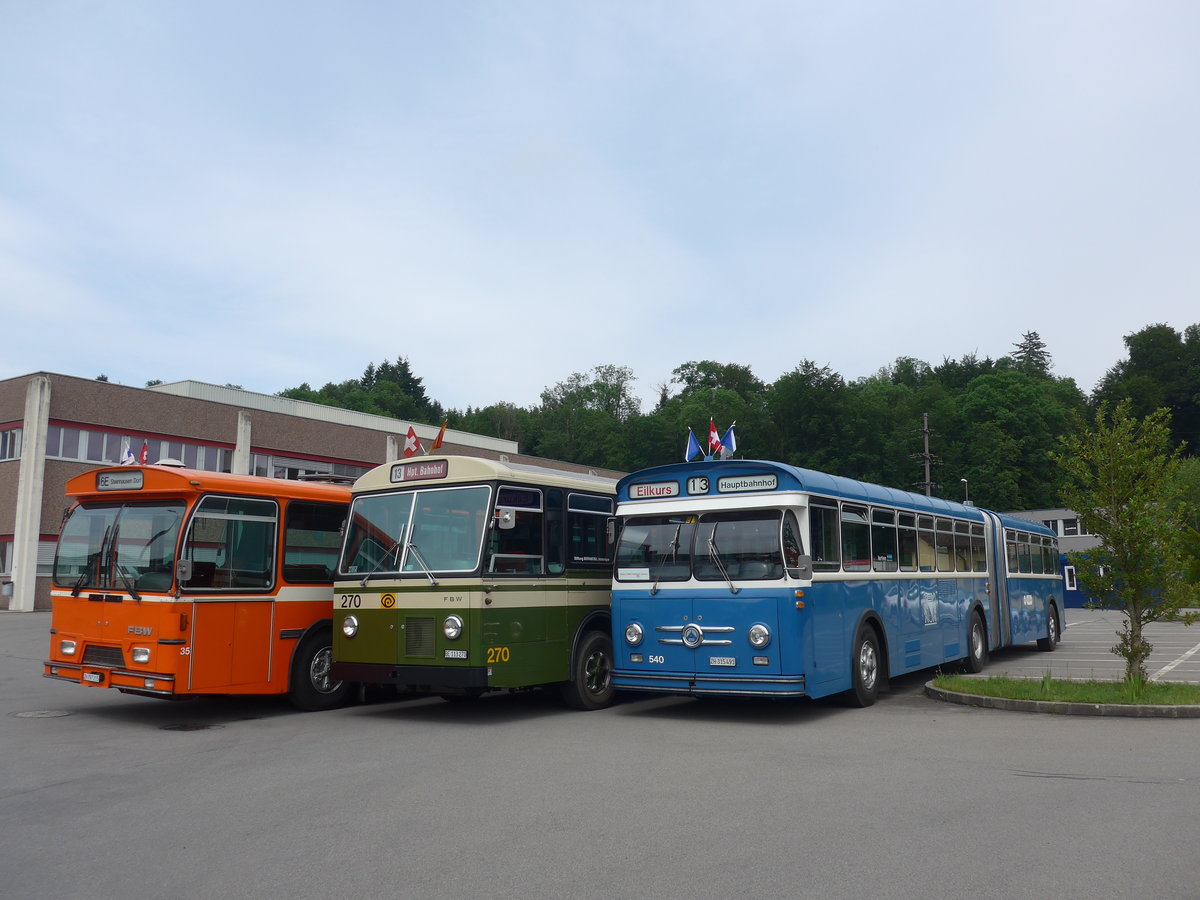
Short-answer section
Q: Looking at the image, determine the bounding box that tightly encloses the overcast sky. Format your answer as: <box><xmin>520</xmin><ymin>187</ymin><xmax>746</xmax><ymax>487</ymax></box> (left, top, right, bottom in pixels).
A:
<box><xmin>2</xmin><ymin>2</ymin><xmax>1198</xmax><ymax>414</ymax></box>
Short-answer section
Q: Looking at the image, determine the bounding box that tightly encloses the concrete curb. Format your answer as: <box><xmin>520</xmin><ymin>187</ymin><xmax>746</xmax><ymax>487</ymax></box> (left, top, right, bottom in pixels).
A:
<box><xmin>924</xmin><ymin>682</ymin><xmax>1200</xmax><ymax>718</ymax></box>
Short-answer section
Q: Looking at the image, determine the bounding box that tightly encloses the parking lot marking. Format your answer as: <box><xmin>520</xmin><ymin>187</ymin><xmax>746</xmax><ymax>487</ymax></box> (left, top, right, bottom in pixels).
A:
<box><xmin>1151</xmin><ymin>640</ymin><xmax>1200</xmax><ymax>681</ymax></box>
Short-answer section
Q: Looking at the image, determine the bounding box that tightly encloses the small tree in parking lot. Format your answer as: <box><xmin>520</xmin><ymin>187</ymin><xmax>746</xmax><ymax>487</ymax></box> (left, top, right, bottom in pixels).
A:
<box><xmin>1056</xmin><ymin>401</ymin><xmax>1197</xmax><ymax>692</ymax></box>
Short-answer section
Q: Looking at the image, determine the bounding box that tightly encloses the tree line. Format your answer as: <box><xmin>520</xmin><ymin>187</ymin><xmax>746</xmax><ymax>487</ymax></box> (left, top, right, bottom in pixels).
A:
<box><xmin>278</xmin><ymin>323</ymin><xmax>1200</xmax><ymax>513</ymax></box>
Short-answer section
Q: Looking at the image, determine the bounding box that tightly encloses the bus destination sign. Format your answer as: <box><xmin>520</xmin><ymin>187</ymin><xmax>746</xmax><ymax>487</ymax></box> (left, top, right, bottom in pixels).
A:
<box><xmin>97</xmin><ymin>470</ymin><xmax>144</xmax><ymax>491</ymax></box>
<box><xmin>391</xmin><ymin>460</ymin><xmax>449</xmax><ymax>483</ymax></box>
<box><xmin>717</xmin><ymin>474</ymin><xmax>778</xmax><ymax>494</ymax></box>
<box><xmin>630</xmin><ymin>481</ymin><xmax>679</xmax><ymax>499</ymax></box>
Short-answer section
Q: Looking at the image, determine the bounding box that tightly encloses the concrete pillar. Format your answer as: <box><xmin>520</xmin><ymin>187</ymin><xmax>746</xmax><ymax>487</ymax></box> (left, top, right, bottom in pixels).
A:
<box><xmin>386</xmin><ymin>434</ymin><xmax>399</xmax><ymax>462</ymax></box>
<box><xmin>232</xmin><ymin>410</ymin><xmax>252</xmax><ymax>475</ymax></box>
<box><xmin>10</xmin><ymin>375</ymin><xmax>51</xmax><ymax>611</ymax></box>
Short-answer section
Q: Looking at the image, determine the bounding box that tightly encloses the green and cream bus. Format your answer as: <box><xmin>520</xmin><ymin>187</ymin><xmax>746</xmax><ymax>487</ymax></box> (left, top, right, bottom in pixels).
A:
<box><xmin>331</xmin><ymin>456</ymin><xmax>617</xmax><ymax>709</ymax></box>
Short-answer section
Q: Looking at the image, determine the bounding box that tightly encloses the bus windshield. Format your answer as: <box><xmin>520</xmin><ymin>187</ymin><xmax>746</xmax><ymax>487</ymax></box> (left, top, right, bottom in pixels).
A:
<box><xmin>54</xmin><ymin>501</ymin><xmax>185</xmax><ymax>594</ymax></box>
<box><xmin>341</xmin><ymin>485</ymin><xmax>491</xmax><ymax>576</ymax></box>
<box><xmin>616</xmin><ymin>510</ymin><xmax>786</xmax><ymax>582</ymax></box>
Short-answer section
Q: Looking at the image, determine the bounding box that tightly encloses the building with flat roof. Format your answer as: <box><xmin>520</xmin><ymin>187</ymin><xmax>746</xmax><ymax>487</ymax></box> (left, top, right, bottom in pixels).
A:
<box><xmin>1</xmin><ymin>373</ymin><xmax>620</xmax><ymax>611</ymax></box>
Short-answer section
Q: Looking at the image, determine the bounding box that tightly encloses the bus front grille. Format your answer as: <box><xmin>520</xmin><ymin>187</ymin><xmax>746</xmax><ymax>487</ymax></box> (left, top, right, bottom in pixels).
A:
<box><xmin>82</xmin><ymin>645</ymin><xmax>124</xmax><ymax>667</ymax></box>
<box><xmin>405</xmin><ymin>618</ymin><xmax>435</xmax><ymax>658</ymax></box>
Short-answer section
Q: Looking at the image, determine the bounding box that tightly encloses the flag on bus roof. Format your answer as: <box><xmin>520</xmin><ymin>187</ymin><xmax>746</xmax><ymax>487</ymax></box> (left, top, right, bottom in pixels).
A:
<box><xmin>429</xmin><ymin>420</ymin><xmax>448</xmax><ymax>453</ymax></box>
<box><xmin>121</xmin><ymin>444</ymin><xmax>136</xmax><ymax>466</ymax></box>
<box><xmin>708</xmin><ymin>419</ymin><xmax>722</xmax><ymax>455</ymax></box>
<box><xmin>719</xmin><ymin>422</ymin><xmax>737</xmax><ymax>459</ymax></box>
<box><xmin>138</xmin><ymin>440</ymin><xmax>149</xmax><ymax>465</ymax></box>
<box><xmin>403</xmin><ymin>425</ymin><xmax>423</xmax><ymax>458</ymax></box>
<box><xmin>684</xmin><ymin>428</ymin><xmax>703</xmax><ymax>462</ymax></box>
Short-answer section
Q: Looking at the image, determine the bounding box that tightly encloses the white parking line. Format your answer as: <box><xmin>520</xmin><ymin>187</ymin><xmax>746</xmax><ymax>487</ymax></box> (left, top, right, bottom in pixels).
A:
<box><xmin>1150</xmin><ymin>640</ymin><xmax>1200</xmax><ymax>681</ymax></box>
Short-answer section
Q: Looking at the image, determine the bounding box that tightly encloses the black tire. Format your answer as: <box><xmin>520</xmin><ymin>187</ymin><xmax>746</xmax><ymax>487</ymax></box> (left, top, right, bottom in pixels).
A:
<box><xmin>559</xmin><ymin>630</ymin><xmax>615</xmax><ymax>710</ymax></box>
<box><xmin>963</xmin><ymin>611</ymin><xmax>987</xmax><ymax>673</ymax></box>
<box><xmin>1038</xmin><ymin>604</ymin><xmax>1060</xmax><ymax>651</ymax></box>
<box><xmin>848</xmin><ymin>625</ymin><xmax>881</xmax><ymax>708</ymax></box>
<box><xmin>289</xmin><ymin>631</ymin><xmax>350</xmax><ymax>711</ymax></box>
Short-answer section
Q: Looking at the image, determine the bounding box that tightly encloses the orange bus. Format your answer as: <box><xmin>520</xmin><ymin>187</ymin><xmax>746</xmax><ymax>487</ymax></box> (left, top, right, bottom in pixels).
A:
<box><xmin>43</xmin><ymin>465</ymin><xmax>352</xmax><ymax>710</ymax></box>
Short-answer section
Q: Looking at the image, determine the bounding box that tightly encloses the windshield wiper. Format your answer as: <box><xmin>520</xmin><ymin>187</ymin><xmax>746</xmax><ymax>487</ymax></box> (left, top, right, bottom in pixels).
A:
<box><xmin>650</xmin><ymin>521</ymin><xmax>684</xmax><ymax>596</ymax></box>
<box><xmin>71</xmin><ymin>523</ymin><xmax>112</xmax><ymax>597</ymax></box>
<box><xmin>359</xmin><ymin>532</ymin><xmax>406</xmax><ymax>587</ymax></box>
<box><xmin>405</xmin><ymin>542</ymin><xmax>440</xmax><ymax>586</ymax></box>
<box><xmin>707</xmin><ymin>531</ymin><xmax>740</xmax><ymax>595</ymax></box>
<box><xmin>71</xmin><ymin>552</ymin><xmax>100</xmax><ymax>597</ymax></box>
<box><xmin>115</xmin><ymin>563</ymin><xmax>141</xmax><ymax>601</ymax></box>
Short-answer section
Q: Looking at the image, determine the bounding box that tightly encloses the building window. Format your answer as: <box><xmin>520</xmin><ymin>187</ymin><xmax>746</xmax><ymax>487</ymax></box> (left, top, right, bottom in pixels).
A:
<box><xmin>37</xmin><ymin>540</ymin><xmax>56</xmax><ymax>577</ymax></box>
<box><xmin>0</xmin><ymin>539</ymin><xmax>11</xmax><ymax>575</ymax></box>
<box><xmin>0</xmin><ymin>428</ymin><xmax>21</xmax><ymax>461</ymax></box>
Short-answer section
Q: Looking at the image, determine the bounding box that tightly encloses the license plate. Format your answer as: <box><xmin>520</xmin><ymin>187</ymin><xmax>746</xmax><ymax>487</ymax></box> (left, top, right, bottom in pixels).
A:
<box><xmin>709</xmin><ymin>657</ymin><xmax>736</xmax><ymax>667</ymax></box>
<box><xmin>82</xmin><ymin>671</ymin><xmax>103</xmax><ymax>683</ymax></box>
<box><xmin>444</xmin><ymin>649</ymin><xmax>467</xmax><ymax>660</ymax></box>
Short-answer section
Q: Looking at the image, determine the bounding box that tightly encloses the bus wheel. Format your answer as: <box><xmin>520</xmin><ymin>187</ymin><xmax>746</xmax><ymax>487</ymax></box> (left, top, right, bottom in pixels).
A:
<box><xmin>289</xmin><ymin>632</ymin><xmax>350</xmax><ymax>711</ymax></box>
<box><xmin>559</xmin><ymin>631</ymin><xmax>615</xmax><ymax>711</ymax></box>
<box><xmin>963</xmin><ymin>612</ymin><xmax>987</xmax><ymax>674</ymax></box>
<box><xmin>1038</xmin><ymin>605</ymin><xmax>1060</xmax><ymax>651</ymax></box>
<box><xmin>848</xmin><ymin>625</ymin><xmax>881</xmax><ymax>708</ymax></box>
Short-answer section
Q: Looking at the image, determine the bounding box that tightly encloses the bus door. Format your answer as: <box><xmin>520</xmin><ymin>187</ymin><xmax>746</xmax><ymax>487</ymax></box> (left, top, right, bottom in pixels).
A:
<box><xmin>482</xmin><ymin>487</ymin><xmax>551</xmax><ymax>686</ymax></box>
<box><xmin>182</xmin><ymin>495</ymin><xmax>278</xmax><ymax>689</ymax></box>
<box><xmin>981</xmin><ymin>512</ymin><xmax>1011</xmax><ymax>647</ymax></box>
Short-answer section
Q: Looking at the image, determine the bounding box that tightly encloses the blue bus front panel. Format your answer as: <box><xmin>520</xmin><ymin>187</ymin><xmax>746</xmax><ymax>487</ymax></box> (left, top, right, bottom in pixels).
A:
<box><xmin>614</xmin><ymin>586</ymin><xmax>808</xmax><ymax>697</ymax></box>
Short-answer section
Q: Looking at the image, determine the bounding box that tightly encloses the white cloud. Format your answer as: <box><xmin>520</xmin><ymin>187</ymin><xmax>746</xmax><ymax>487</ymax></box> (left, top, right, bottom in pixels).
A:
<box><xmin>2</xmin><ymin>2</ymin><xmax>1198</xmax><ymax>408</ymax></box>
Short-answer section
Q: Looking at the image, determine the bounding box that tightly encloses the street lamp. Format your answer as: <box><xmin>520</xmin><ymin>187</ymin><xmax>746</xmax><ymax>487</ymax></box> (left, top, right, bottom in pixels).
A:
<box><xmin>961</xmin><ymin>477</ymin><xmax>970</xmax><ymax>504</ymax></box>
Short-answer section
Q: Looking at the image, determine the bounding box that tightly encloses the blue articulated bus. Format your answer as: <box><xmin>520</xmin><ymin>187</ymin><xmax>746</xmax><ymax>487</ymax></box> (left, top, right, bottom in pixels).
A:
<box><xmin>611</xmin><ymin>459</ymin><xmax>1063</xmax><ymax>705</ymax></box>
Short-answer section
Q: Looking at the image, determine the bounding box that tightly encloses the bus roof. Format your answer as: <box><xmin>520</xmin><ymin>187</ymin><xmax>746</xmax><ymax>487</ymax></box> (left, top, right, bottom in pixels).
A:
<box><xmin>617</xmin><ymin>459</ymin><xmax>1055</xmax><ymax>536</ymax></box>
<box><xmin>351</xmin><ymin>455</ymin><xmax>618</xmax><ymax>495</ymax></box>
<box><xmin>66</xmin><ymin>465</ymin><xmax>351</xmax><ymax>504</ymax></box>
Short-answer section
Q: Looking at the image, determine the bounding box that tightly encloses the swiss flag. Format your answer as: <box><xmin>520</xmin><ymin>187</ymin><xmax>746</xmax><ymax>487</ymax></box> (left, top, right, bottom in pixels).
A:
<box><xmin>403</xmin><ymin>426</ymin><xmax>423</xmax><ymax>458</ymax></box>
<box><xmin>708</xmin><ymin>419</ymin><xmax>722</xmax><ymax>455</ymax></box>
<box><xmin>139</xmin><ymin>440</ymin><xmax>149</xmax><ymax>465</ymax></box>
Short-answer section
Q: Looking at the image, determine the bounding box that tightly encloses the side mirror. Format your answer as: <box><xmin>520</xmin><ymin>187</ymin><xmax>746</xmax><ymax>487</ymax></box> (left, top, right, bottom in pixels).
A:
<box><xmin>789</xmin><ymin>555</ymin><xmax>813</xmax><ymax>581</ymax></box>
<box><xmin>606</xmin><ymin>516</ymin><xmax>617</xmax><ymax>544</ymax></box>
<box><xmin>494</xmin><ymin>508</ymin><xmax>517</xmax><ymax>530</ymax></box>
<box><xmin>176</xmin><ymin>559</ymin><xmax>193</xmax><ymax>584</ymax></box>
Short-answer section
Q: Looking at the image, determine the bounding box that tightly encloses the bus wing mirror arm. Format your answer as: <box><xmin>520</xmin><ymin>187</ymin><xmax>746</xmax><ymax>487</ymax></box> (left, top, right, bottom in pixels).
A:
<box><xmin>176</xmin><ymin>559</ymin><xmax>193</xmax><ymax>584</ymax></box>
<box><xmin>790</xmin><ymin>555</ymin><xmax>813</xmax><ymax>581</ymax></box>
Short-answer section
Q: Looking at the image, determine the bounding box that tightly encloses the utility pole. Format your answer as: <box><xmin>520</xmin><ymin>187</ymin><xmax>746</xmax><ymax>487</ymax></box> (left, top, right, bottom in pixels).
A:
<box><xmin>911</xmin><ymin>412</ymin><xmax>941</xmax><ymax>497</ymax></box>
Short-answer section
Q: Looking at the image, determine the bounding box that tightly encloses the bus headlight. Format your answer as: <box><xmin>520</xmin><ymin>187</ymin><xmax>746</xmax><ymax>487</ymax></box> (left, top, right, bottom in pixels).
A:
<box><xmin>624</xmin><ymin>623</ymin><xmax>643</xmax><ymax>646</ymax></box>
<box><xmin>131</xmin><ymin>647</ymin><xmax>151</xmax><ymax>664</ymax></box>
<box><xmin>342</xmin><ymin>615</ymin><xmax>359</xmax><ymax>638</ymax></box>
<box><xmin>443</xmin><ymin>615</ymin><xmax>464</xmax><ymax>640</ymax></box>
<box><xmin>60</xmin><ymin>640</ymin><xmax>77</xmax><ymax>656</ymax></box>
<box><xmin>748</xmin><ymin>624</ymin><xmax>771</xmax><ymax>649</ymax></box>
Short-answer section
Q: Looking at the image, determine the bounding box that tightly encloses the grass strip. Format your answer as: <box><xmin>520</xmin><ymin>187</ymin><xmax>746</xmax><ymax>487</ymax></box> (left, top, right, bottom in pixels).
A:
<box><xmin>932</xmin><ymin>673</ymin><xmax>1200</xmax><ymax>706</ymax></box>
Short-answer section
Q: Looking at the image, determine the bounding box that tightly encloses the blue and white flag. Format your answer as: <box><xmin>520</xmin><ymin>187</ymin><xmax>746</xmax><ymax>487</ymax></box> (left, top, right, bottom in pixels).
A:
<box><xmin>684</xmin><ymin>428</ymin><xmax>703</xmax><ymax>462</ymax></box>
<box><xmin>121</xmin><ymin>444</ymin><xmax>136</xmax><ymax>466</ymax></box>
<box><xmin>719</xmin><ymin>423</ymin><xmax>737</xmax><ymax>459</ymax></box>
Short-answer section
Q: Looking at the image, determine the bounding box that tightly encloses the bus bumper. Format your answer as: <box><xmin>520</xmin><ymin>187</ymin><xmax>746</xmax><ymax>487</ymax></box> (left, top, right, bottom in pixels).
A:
<box><xmin>613</xmin><ymin>670</ymin><xmax>808</xmax><ymax>698</ymax></box>
<box><xmin>43</xmin><ymin>662</ymin><xmax>178</xmax><ymax>697</ymax></box>
<box><xmin>332</xmin><ymin>662</ymin><xmax>489</xmax><ymax>690</ymax></box>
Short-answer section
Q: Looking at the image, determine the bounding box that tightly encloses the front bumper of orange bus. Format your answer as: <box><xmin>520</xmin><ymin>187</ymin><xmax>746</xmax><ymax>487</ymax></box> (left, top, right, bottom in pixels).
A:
<box><xmin>43</xmin><ymin>661</ymin><xmax>177</xmax><ymax>697</ymax></box>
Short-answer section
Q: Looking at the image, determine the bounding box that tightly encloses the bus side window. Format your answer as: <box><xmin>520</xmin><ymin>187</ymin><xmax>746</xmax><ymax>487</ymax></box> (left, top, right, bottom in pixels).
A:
<box><xmin>283</xmin><ymin>500</ymin><xmax>345</xmax><ymax>583</ymax></box>
<box><xmin>810</xmin><ymin>502</ymin><xmax>840</xmax><ymax>571</ymax></box>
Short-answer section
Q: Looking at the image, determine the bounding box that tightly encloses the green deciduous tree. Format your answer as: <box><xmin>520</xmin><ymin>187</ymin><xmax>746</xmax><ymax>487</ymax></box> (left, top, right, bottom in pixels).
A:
<box><xmin>1056</xmin><ymin>401</ymin><xmax>1197</xmax><ymax>689</ymax></box>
